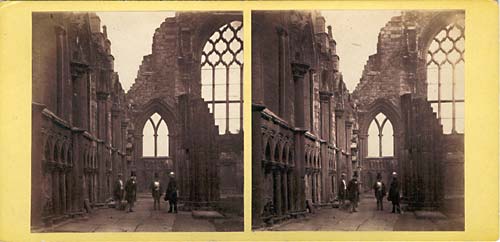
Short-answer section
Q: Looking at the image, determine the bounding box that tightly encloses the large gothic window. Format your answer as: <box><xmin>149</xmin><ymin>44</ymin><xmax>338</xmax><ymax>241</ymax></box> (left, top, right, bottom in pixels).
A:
<box><xmin>142</xmin><ymin>112</ymin><xmax>169</xmax><ymax>157</ymax></box>
<box><xmin>427</xmin><ymin>21</ymin><xmax>464</xmax><ymax>134</ymax></box>
<box><xmin>367</xmin><ymin>113</ymin><xmax>394</xmax><ymax>157</ymax></box>
<box><xmin>201</xmin><ymin>21</ymin><xmax>243</xmax><ymax>135</ymax></box>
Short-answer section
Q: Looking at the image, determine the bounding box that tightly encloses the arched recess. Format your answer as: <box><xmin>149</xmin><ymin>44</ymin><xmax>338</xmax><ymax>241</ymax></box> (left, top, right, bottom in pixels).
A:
<box><xmin>367</xmin><ymin>113</ymin><xmax>394</xmax><ymax>157</ymax></box>
<box><xmin>418</xmin><ymin>11</ymin><xmax>465</xmax><ymax>58</ymax></box>
<box><xmin>420</xmin><ymin>11</ymin><xmax>465</xmax><ymax>134</ymax></box>
<box><xmin>358</xmin><ymin>99</ymin><xmax>402</xmax><ymax>161</ymax></box>
<box><xmin>133</xmin><ymin>98</ymin><xmax>178</xmax><ymax>161</ymax></box>
<box><xmin>200</xmin><ymin>18</ymin><xmax>243</xmax><ymax>135</ymax></box>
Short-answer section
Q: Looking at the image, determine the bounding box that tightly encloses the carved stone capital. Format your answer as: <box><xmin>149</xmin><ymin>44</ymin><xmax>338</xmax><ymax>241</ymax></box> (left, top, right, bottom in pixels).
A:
<box><xmin>291</xmin><ymin>62</ymin><xmax>310</xmax><ymax>80</ymax></box>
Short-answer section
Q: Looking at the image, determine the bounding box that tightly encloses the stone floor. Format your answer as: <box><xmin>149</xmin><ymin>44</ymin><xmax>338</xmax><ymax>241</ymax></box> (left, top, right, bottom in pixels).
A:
<box><xmin>45</xmin><ymin>193</ymin><xmax>243</xmax><ymax>232</ymax></box>
<box><xmin>262</xmin><ymin>194</ymin><xmax>464</xmax><ymax>231</ymax></box>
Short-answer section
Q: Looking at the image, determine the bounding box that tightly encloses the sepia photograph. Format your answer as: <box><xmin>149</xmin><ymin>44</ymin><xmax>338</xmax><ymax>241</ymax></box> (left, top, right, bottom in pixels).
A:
<box><xmin>251</xmin><ymin>10</ymin><xmax>465</xmax><ymax>231</ymax></box>
<box><xmin>31</xmin><ymin>11</ymin><xmax>244</xmax><ymax>232</ymax></box>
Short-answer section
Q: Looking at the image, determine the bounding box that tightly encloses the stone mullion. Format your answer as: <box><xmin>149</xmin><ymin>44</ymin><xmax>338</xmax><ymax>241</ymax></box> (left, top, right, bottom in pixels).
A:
<box><xmin>240</xmin><ymin>64</ymin><xmax>244</xmax><ymax>131</ymax></box>
<box><xmin>211</xmin><ymin>66</ymin><xmax>215</xmax><ymax>112</ymax></box>
<box><xmin>451</xmin><ymin>62</ymin><xmax>456</xmax><ymax>133</ymax></box>
<box><xmin>225</xmin><ymin>66</ymin><xmax>230</xmax><ymax>134</ymax></box>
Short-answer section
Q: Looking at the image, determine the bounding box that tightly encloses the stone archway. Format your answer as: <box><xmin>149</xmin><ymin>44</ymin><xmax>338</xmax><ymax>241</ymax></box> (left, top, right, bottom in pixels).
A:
<box><xmin>131</xmin><ymin>98</ymin><xmax>178</xmax><ymax>192</ymax></box>
<box><xmin>358</xmin><ymin>99</ymin><xmax>402</xmax><ymax>191</ymax></box>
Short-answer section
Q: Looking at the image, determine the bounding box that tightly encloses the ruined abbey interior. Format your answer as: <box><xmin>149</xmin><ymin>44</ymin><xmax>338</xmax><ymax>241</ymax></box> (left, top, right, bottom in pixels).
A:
<box><xmin>251</xmin><ymin>10</ymin><xmax>464</xmax><ymax>230</ymax></box>
<box><xmin>31</xmin><ymin>11</ymin><xmax>243</xmax><ymax>231</ymax></box>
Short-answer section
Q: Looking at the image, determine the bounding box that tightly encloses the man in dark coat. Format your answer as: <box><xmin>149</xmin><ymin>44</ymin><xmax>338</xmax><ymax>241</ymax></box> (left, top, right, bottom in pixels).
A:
<box><xmin>338</xmin><ymin>173</ymin><xmax>347</xmax><ymax>209</ymax></box>
<box><xmin>388</xmin><ymin>172</ymin><xmax>401</xmax><ymax>213</ymax></box>
<box><xmin>113</xmin><ymin>173</ymin><xmax>124</xmax><ymax>210</ymax></box>
<box><xmin>150</xmin><ymin>173</ymin><xmax>163</xmax><ymax>210</ymax></box>
<box><xmin>347</xmin><ymin>172</ymin><xmax>360</xmax><ymax>213</ymax></box>
<box><xmin>372</xmin><ymin>173</ymin><xmax>386</xmax><ymax>211</ymax></box>
<box><xmin>165</xmin><ymin>172</ymin><xmax>178</xmax><ymax>213</ymax></box>
<box><xmin>125</xmin><ymin>171</ymin><xmax>137</xmax><ymax>212</ymax></box>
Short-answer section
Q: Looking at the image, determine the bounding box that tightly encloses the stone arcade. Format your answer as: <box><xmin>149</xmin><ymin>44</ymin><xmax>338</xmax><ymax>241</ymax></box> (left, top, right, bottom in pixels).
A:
<box><xmin>31</xmin><ymin>12</ymin><xmax>243</xmax><ymax>229</ymax></box>
<box><xmin>252</xmin><ymin>10</ymin><xmax>464</xmax><ymax>228</ymax></box>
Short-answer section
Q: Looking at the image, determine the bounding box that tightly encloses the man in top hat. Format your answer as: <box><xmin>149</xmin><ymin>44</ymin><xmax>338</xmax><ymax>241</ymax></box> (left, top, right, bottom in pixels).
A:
<box><xmin>338</xmin><ymin>172</ymin><xmax>347</xmax><ymax>209</ymax></box>
<box><xmin>150</xmin><ymin>172</ymin><xmax>163</xmax><ymax>210</ymax></box>
<box><xmin>372</xmin><ymin>172</ymin><xmax>386</xmax><ymax>211</ymax></box>
<box><xmin>113</xmin><ymin>173</ymin><xmax>125</xmax><ymax>210</ymax></box>
<box><xmin>125</xmin><ymin>171</ymin><xmax>137</xmax><ymax>212</ymax></box>
<box><xmin>388</xmin><ymin>171</ymin><xmax>401</xmax><ymax>213</ymax></box>
<box><xmin>347</xmin><ymin>171</ymin><xmax>360</xmax><ymax>213</ymax></box>
<box><xmin>165</xmin><ymin>171</ymin><xmax>178</xmax><ymax>213</ymax></box>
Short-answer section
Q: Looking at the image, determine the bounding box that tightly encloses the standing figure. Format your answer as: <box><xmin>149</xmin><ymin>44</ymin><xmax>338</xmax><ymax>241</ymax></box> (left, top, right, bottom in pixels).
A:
<box><xmin>347</xmin><ymin>172</ymin><xmax>360</xmax><ymax>213</ymax></box>
<box><xmin>113</xmin><ymin>173</ymin><xmax>124</xmax><ymax>210</ymax></box>
<box><xmin>166</xmin><ymin>172</ymin><xmax>178</xmax><ymax>213</ymax></box>
<box><xmin>372</xmin><ymin>173</ymin><xmax>386</xmax><ymax>211</ymax></box>
<box><xmin>388</xmin><ymin>171</ymin><xmax>401</xmax><ymax>213</ymax></box>
<box><xmin>338</xmin><ymin>173</ymin><xmax>347</xmax><ymax>208</ymax></box>
<box><xmin>125</xmin><ymin>171</ymin><xmax>137</xmax><ymax>213</ymax></box>
<box><xmin>150</xmin><ymin>173</ymin><xmax>163</xmax><ymax>210</ymax></box>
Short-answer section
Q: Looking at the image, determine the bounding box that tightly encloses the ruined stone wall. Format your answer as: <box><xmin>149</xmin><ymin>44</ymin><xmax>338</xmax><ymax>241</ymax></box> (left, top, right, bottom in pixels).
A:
<box><xmin>252</xmin><ymin>11</ymin><xmax>357</xmax><ymax>228</ymax></box>
<box><xmin>32</xmin><ymin>12</ymin><xmax>129</xmax><ymax>229</ymax></box>
<box><xmin>353</xmin><ymin>11</ymin><xmax>464</xmax><ymax>212</ymax></box>
<box><xmin>125</xmin><ymin>12</ymin><xmax>244</xmax><ymax>210</ymax></box>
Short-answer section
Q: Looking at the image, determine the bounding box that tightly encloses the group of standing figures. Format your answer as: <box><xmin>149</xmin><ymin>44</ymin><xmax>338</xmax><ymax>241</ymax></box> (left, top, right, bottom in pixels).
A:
<box><xmin>113</xmin><ymin>172</ymin><xmax>179</xmax><ymax>213</ymax></box>
<box><xmin>338</xmin><ymin>171</ymin><xmax>401</xmax><ymax>213</ymax></box>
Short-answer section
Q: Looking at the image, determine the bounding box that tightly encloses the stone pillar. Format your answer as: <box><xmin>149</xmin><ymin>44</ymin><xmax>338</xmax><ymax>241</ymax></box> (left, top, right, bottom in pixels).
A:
<box><xmin>274</xmin><ymin>169</ymin><xmax>282</xmax><ymax>216</ymax></box>
<box><xmin>291</xmin><ymin>62</ymin><xmax>309</xmax><ymax>212</ymax></box>
<box><xmin>345</xmin><ymin>119</ymin><xmax>353</xmax><ymax>180</ymax></box>
<box><xmin>31</xmin><ymin>103</ymin><xmax>45</xmax><ymax>228</ymax></box>
<box><xmin>53</xmin><ymin>171</ymin><xmax>60</xmax><ymax>215</ymax></box>
<box><xmin>335</xmin><ymin>109</ymin><xmax>345</xmax><ymax>179</ymax></box>
<box><xmin>282</xmin><ymin>169</ymin><xmax>288</xmax><ymax>214</ymax></box>
<box><xmin>320</xmin><ymin>91</ymin><xmax>332</xmax><ymax>203</ymax></box>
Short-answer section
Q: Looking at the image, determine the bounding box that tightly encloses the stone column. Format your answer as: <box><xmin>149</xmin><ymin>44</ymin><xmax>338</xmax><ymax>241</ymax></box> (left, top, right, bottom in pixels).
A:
<box><xmin>291</xmin><ymin>62</ymin><xmax>309</xmax><ymax>212</ymax></box>
<box><xmin>282</xmin><ymin>169</ymin><xmax>288</xmax><ymax>214</ymax></box>
<box><xmin>274</xmin><ymin>168</ymin><xmax>282</xmax><ymax>216</ymax></box>
<box><xmin>345</xmin><ymin>119</ymin><xmax>353</xmax><ymax>180</ymax></box>
<box><xmin>335</xmin><ymin>109</ymin><xmax>344</xmax><ymax>180</ymax></box>
<box><xmin>319</xmin><ymin>91</ymin><xmax>332</xmax><ymax>203</ymax></box>
<box><xmin>31</xmin><ymin>103</ymin><xmax>45</xmax><ymax>227</ymax></box>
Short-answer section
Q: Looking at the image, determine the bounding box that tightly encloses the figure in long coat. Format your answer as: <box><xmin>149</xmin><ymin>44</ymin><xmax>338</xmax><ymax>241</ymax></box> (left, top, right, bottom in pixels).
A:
<box><xmin>165</xmin><ymin>172</ymin><xmax>178</xmax><ymax>213</ymax></box>
<box><xmin>388</xmin><ymin>172</ymin><xmax>401</xmax><ymax>213</ymax></box>
<box><xmin>338</xmin><ymin>173</ymin><xmax>347</xmax><ymax>208</ymax></box>
<box><xmin>372</xmin><ymin>173</ymin><xmax>386</xmax><ymax>211</ymax></box>
<box><xmin>347</xmin><ymin>172</ymin><xmax>360</xmax><ymax>213</ymax></box>
<box><xmin>113</xmin><ymin>173</ymin><xmax>124</xmax><ymax>210</ymax></box>
<box><xmin>150</xmin><ymin>173</ymin><xmax>163</xmax><ymax>210</ymax></box>
<box><xmin>125</xmin><ymin>171</ymin><xmax>137</xmax><ymax>212</ymax></box>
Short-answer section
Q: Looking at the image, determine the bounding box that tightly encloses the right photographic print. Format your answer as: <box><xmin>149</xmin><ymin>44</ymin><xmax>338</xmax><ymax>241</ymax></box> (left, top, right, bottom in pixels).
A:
<box><xmin>251</xmin><ymin>10</ymin><xmax>464</xmax><ymax>231</ymax></box>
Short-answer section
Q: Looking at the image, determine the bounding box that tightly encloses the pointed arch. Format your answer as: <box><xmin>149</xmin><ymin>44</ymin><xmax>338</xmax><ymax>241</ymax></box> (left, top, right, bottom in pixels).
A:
<box><xmin>201</xmin><ymin>20</ymin><xmax>243</xmax><ymax>134</ymax></box>
<box><xmin>425</xmin><ymin>14</ymin><xmax>465</xmax><ymax>134</ymax></box>
<box><xmin>264</xmin><ymin>141</ymin><xmax>272</xmax><ymax>161</ymax></box>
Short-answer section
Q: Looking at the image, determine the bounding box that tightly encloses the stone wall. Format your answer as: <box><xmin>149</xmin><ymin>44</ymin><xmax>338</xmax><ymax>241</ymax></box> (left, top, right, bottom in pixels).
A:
<box><xmin>252</xmin><ymin>11</ymin><xmax>358</xmax><ymax>228</ymax></box>
<box><xmin>125</xmin><ymin>12</ymin><xmax>244</xmax><ymax>210</ymax></box>
<box><xmin>32</xmin><ymin>12</ymin><xmax>129</xmax><ymax>229</ymax></box>
<box><xmin>353</xmin><ymin>11</ymin><xmax>464</xmax><ymax>212</ymax></box>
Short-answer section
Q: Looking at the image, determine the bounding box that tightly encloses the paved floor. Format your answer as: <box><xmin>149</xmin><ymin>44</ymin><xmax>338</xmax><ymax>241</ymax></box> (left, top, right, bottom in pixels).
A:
<box><xmin>46</xmin><ymin>194</ymin><xmax>242</xmax><ymax>232</ymax></box>
<box><xmin>264</xmin><ymin>194</ymin><xmax>464</xmax><ymax>231</ymax></box>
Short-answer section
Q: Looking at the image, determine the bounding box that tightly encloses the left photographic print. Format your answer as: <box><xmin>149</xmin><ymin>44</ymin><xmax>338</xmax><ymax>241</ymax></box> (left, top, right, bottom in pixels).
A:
<box><xmin>31</xmin><ymin>11</ymin><xmax>244</xmax><ymax>232</ymax></box>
